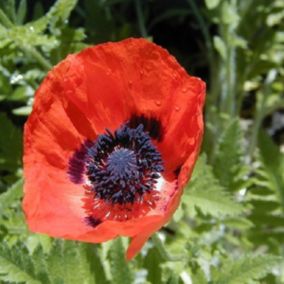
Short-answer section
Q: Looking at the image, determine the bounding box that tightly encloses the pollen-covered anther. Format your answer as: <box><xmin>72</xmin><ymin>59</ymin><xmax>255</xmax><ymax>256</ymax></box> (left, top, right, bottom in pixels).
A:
<box><xmin>83</xmin><ymin>123</ymin><xmax>164</xmax><ymax>223</ymax></box>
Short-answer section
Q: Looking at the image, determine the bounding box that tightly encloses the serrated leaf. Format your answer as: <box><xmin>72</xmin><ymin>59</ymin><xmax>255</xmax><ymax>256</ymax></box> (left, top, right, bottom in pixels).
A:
<box><xmin>46</xmin><ymin>240</ymin><xmax>96</xmax><ymax>284</ymax></box>
<box><xmin>0</xmin><ymin>240</ymin><xmax>97</xmax><ymax>284</ymax></box>
<box><xmin>258</xmin><ymin>130</ymin><xmax>284</xmax><ymax>209</ymax></box>
<box><xmin>0</xmin><ymin>243</ymin><xmax>41</xmax><ymax>284</ymax></box>
<box><xmin>212</xmin><ymin>255</ymin><xmax>281</xmax><ymax>284</ymax></box>
<box><xmin>213</xmin><ymin>119</ymin><xmax>245</xmax><ymax>191</ymax></box>
<box><xmin>184</xmin><ymin>155</ymin><xmax>243</xmax><ymax>217</ymax></box>
<box><xmin>108</xmin><ymin>238</ymin><xmax>133</xmax><ymax>284</ymax></box>
<box><xmin>0</xmin><ymin>179</ymin><xmax>22</xmax><ymax>216</ymax></box>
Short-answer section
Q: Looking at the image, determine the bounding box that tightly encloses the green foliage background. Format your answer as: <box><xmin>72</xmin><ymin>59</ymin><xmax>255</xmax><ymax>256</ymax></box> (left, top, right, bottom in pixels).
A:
<box><xmin>0</xmin><ymin>0</ymin><xmax>284</xmax><ymax>283</ymax></box>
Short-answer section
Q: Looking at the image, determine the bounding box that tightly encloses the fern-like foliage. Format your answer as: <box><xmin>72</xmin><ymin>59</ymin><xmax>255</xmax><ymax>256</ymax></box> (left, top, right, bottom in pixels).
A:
<box><xmin>213</xmin><ymin>118</ymin><xmax>248</xmax><ymax>192</ymax></box>
<box><xmin>46</xmin><ymin>241</ymin><xmax>96</xmax><ymax>284</ymax></box>
<box><xmin>0</xmin><ymin>240</ymin><xmax>100</xmax><ymax>284</ymax></box>
<box><xmin>183</xmin><ymin>154</ymin><xmax>243</xmax><ymax>218</ymax></box>
<box><xmin>212</xmin><ymin>255</ymin><xmax>281</xmax><ymax>284</ymax></box>
<box><xmin>108</xmin><ymin>238</ymin><xmax>134</xmax><ymax>284</ymax></box>
<box><xmin>0</xmin><ymin>179</ymin><xmax>22</xmax><ymax>215</ymax></box>
<box><xmin>0</xmin><ymin>242</ymin><xmax>41</xmax><ymax>284</ymax></box>
<box><xmin>0</xmin><ymin>179</ymin><xmax>27</xmax><ymax>245</ymax></box>
<box><xmin>247</xmin><ymin>131</ymin><xmax>284</xmax><ymax>248</ymax></box>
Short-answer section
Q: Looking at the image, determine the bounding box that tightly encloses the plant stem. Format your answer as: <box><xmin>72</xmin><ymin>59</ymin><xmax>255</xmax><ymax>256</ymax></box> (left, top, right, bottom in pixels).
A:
<box><xmin>22</xmin><ymin>46</ymin><xmax>53</xmax><ymax>71</ymax></box>
<box><xmin>219</xmin><ymin>18</ymin><xmax>237</xmax><ymax>116</ymax></box>
<box><xmin>185</xmin><ymin>0</ymin><xmax>219</xmax><ymax>115</ymax></box>
<box><xmin>135</xmin><ymin>0</ymin><xmax>148</xmax><ymax>38</ymax></box>
<box><xmin>248</xmin><ymin>70</ymin><xmax>276</xmax><ymax>158</ymax></box>
<box><xmin>186</xmin><ymin>0</ymin><xmax>213</xmax><ymax>58</ymax></box>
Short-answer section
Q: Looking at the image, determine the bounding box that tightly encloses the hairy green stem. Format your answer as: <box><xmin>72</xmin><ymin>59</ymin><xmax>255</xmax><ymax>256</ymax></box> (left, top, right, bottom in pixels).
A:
<box><xmin>219</xmin><ymin>16</ymin><xmax>237</xmax><ymax>116</ymax></box>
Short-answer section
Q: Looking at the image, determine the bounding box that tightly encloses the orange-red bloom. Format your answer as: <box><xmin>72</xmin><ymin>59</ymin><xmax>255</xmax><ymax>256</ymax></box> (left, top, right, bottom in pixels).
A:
<box><xmin>23</xmin><ymin>38</ymin><xmax>205</xmax><ymax>259</ymax></box>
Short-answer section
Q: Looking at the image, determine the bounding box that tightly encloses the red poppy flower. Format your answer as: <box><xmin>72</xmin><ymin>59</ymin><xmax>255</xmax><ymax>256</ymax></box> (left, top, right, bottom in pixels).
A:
<box><xmin>23</xmin><ymin>38</ymin><xmax>205</xmax><ymax>260</ymax></box>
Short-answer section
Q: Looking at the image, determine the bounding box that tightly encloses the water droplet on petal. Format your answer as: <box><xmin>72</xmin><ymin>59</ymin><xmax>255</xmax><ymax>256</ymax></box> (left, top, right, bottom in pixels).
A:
<box><xmin>182</xmin><ymin>87</ymin><xmax>187</xmax><ymax>93</ymax></box>
<box><xmin>128</xmin><ymin>80</ymin><xmax>133</xmax><ymax>87</ymax></box>
<box><xmin>175</xmin><ymin>106</ymin><xmax>180</xmax><ymax>112</ymax></box>
<box><xmin>140</xmin><ymin>70</ymin><xmax>144</xmax><ymax>76</ymax></box>
<box><xmin>155</xmin><ymin>100</ymin><xmax>161</xmax><ymax>107</ymax></box>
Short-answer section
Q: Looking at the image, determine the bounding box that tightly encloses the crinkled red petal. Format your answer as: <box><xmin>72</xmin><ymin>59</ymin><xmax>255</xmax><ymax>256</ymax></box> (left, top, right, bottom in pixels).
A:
<box><xmin>23</xmin><ymin>38</ymin><xmax>206</xmax><ymax>258</ymax></box>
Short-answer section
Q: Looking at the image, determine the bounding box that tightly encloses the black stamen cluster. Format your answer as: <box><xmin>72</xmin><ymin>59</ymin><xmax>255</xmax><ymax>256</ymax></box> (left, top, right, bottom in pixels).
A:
<box><xmin>86</xmin><ymin>124</ymin><xmax>164</xmax><ymax>204</ymax></box>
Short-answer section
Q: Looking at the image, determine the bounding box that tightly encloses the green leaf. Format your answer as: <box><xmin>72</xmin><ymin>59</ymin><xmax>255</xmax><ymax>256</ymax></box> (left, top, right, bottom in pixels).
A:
<box><xmin>258</xmin><ymin>130</ymin><xmax>284</xmax><ymax>209</ymax></box>
<box><xmin>46</xmin><ymin>240</ymin><xmax>96</xmax><ymax>284</ymax></box>
<box><xmin>184</xmin><ymin>155</ymin><xmax>243</xmax><ymax>217</ymax></box>
<box><xmin>0</xmin><ymin>242</ymin><xmax>41</xmax><ymax>284</ymax></box>
<box><xmin>0</xmin><ymin>179</ymin><xmax>22</xmax><ymax>216</ymax></box>
<box><xmin>48</xmin><ymin>0</ymin><xmax>78</xmax><ymax>23</ymax></box>
<box><xmin>144</xmin><ymin>247</ymin><xmax>163</xmax><ymax>284</ymax></box>
<box><xmin>0</xmin><ymin>114</ymin><xmax>22</xmax><ymax>173</ymax></box>
<box><xmin>0</xmin><ymin>240</ymin><xmax>98</xmax><ymax>284</ymax></box>
<box><xmin>212</xmin><ymin>255</ymin><xmax>281</xmax><ymax>284</ymax></box>
<box><xmin>16</xmin><ymin>0</ymin><xmax>27</xmax><ymax>24</ymax></box>
<box><xmin>0</xmin><ymin>0</ymin><xmax>16</xmax><ymax>23</ymax></box>
<box><xmin>205</xmin><ymin>0</ymin><xmax>220</xmax><ymax>10</ymax></box>
<box><xmin>213</xmin><ymin>119</ymin><xmax>245</xmax><ymax>191</ymax></box>
<box><xmin>221</xmin><ymin>1</ymin><xmax>239</xmax><ymax>27</ymax></box>
<box><xmin>12</xmin><ymin>105</ymin><xmax>32</xmax><ymax>116</ymax></box>
<box><xmin>190</xmin><ymin>267</ymin><xmax>207</xmax><ymax>284</ymax></box>
<box><xmin>0</xmin><ymin>8</ymin><xmax>13</xmax><ymax>28</ymax></box>
<box><xmin>85</xmin><ymin>245</ymin><xmax>109</xmax><ymax>284</ymax></box>
<box><xmin>213</xmin><ymin>36</ymin><xmax>227</xmax><ymax>60</ymax></box>
<box><xmin>267</xmin><ymin>9</ymin><xmax>284</xmax><ymax>27</ymax></box>
<box><xmin>108</xmin><ymin>238</ymin><xmax>133</xmax><ymax>284</ymax></box>
<box><xmin>32</xmin><ymin>0</ymin><xmax>78</xmax><ymax>32</ymax></box>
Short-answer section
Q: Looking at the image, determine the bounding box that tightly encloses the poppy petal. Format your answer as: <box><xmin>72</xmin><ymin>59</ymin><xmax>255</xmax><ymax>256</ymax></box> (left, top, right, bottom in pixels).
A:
<box><xmin>23</xmin><ymin>38</ymin><xmax>206</xmax><ymax>259</ymax></box>
<box><xmin>158</xmin><ymin>77</ymin><xmax>206</xmax><ymax>174</ymax></box>
<box><xmin>126</xmin><ymin>232</ymin><xmax>152</xmax><ymax>260</ymax></box>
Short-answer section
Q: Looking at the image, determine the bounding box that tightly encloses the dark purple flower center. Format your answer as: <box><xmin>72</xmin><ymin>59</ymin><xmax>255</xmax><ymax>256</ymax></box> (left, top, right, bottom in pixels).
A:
<box><xmin>107</xmin><ymin>148</ymin><xmax>138</xmax><ymax>179</ymax></box>
<box><xmin>84</xmin><ymin>124</ymin><xmax>164</xmax><ymax>205</ymax></box>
